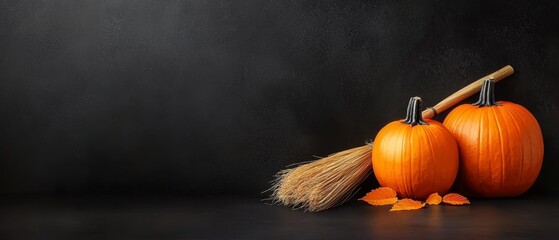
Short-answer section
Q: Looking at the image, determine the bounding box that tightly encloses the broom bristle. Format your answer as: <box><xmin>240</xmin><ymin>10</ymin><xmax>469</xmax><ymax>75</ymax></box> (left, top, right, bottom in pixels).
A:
<box><xmin>267</xmin><ymin>144</ymin><xmax>373</xmax><ymax>212</ymax></box>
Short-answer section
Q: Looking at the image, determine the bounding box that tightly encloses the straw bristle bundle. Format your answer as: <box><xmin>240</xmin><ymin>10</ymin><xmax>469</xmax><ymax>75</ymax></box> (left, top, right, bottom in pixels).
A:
<box><xmin>267</xmin><ymin>144</ymin><xmax>373</xmax><ymax>212</ymax></box>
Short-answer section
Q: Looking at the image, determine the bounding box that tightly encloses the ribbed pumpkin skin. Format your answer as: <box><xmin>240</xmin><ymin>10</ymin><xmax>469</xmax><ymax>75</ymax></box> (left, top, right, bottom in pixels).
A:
<box><xmin>443</xmin><ymin>101</ymin><xmax>544</xmax><ymax>197</ymax></box>
<box><xmin>372</xmin><ymin>119</ymin><xmax>459</xmax><ymax>200</ymax></box>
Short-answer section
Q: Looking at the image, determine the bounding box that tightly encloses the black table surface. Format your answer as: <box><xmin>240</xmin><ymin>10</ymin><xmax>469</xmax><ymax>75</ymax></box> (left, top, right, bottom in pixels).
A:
<box><xmin>1</xmin><ymin>194</ymin><xmax>557</xmax><ymax>240</ymax></box>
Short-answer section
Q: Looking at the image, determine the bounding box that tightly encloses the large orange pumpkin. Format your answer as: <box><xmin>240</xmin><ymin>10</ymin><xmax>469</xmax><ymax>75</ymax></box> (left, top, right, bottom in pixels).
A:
<box><xmin>372</xmin><ymin>97</ymin><xmax>459</xmax><ymax>199</ymax></box>
<box><xmin>443</xmin><ymin>79</ymin><xmax>544</xmax><ymax>197</ymax></box>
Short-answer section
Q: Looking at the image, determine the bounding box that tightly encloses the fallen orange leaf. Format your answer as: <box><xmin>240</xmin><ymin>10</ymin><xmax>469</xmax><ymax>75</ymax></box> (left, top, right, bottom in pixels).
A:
<box><xmin>442</xmin><ymin>193</ymin><xmax>470</xmax><ymax>205</ymax></box>
<box><xmin>390</xmin><ymin>199</ymin><xmax>426</xmax><ymax>211</ymax></box>
<box><xmin>359</xmin><ymin>187</ymin><xmax>398</xmax><ymax>206</ymax></box>
<box><xmin>426</xmin><ymin>192</ymin><xmax>442</xmax><ymax>205</ymax></box>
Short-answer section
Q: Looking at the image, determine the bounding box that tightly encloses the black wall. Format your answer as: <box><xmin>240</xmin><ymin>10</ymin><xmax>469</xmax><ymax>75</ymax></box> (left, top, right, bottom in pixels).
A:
<box><xmin>1</xmin><ymin>0</ymin><xmax>558</xmax><ymax>197</ymax></box>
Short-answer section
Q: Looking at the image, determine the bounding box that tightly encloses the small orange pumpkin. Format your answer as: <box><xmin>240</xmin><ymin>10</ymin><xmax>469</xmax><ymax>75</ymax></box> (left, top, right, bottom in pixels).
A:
<box><xmin>443</xmin><ymin>79</ymin><xmax>544</xmax><ymax>197</ymax></box>
<box><xmin>372</xmin><ymin>97</ymin><xmax>459</xmax><ymax>199</ymax></box>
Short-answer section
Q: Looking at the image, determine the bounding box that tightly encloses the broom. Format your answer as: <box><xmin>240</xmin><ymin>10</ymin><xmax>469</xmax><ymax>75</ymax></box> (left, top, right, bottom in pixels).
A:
<box><xmin>268</xmin><ymin>65</ymin><xmax>515</xmax><ymax>212</ymax></box>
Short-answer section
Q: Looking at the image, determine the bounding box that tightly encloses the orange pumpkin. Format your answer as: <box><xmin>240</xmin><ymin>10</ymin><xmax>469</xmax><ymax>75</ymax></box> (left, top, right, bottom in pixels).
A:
<box><xmin>372</xmin><ymin>97</ymin><xmax>459</xmax><ymax>199</ymax></box>
<box><xmin>443</xmin><ymin>79</ymin><xmax>544</xmax><ymax>197</ymax></box>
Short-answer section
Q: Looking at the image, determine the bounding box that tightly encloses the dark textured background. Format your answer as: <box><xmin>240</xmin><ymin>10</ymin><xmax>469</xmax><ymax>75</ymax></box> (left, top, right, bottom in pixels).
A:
<box><xmin>1</xmin><ymin>0</ymin><xmax>558</xmax><ymax>197</ymax></box>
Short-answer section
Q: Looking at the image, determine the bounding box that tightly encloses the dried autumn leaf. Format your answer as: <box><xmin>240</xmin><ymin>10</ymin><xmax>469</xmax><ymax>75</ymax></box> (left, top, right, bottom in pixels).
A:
<box><xmin>425</xmin><ymin>192</ymin><xmax>442</xmax><ymax>205</ymax></box>
<box><xmin>442</xmin><ymin>193</ymin><xmax>470</xmax><ymax>205</ymax></box>
<box><xmin>390</xmin><ymin>199</ymin><xmax>426</xmax><ymax>211</ymax></box>
<box><xmin>359</xmin><ymin>187</ymin><xmax>398</xmax><ymax>206</ymax></box>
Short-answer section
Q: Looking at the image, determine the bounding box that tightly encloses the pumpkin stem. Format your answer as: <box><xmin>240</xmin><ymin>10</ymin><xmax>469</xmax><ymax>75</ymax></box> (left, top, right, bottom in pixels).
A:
<box><xmin>473</xmin><ymin>79</ymin><xmax>501</xmax><ymax>107</ymax></box>
<box><xmin>402</xmin><ymin>97</ymin><xmax>428</xmax><ymax>126</ymax></box>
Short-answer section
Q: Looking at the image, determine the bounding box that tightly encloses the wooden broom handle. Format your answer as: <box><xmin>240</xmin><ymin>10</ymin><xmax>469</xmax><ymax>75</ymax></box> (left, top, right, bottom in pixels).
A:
<box><xmin>421</xmin><ymin>65</ymin><xmax>514</xmax><ymax>119</ymax></box>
